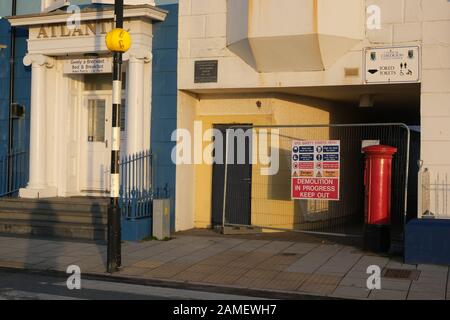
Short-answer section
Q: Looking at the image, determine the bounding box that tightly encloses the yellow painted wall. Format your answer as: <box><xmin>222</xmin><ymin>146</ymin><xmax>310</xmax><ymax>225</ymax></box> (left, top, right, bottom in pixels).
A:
<box><xmin>192</xmin><ymin>93</ymin><xmax>343</xmax><ymax>229</ymax></box>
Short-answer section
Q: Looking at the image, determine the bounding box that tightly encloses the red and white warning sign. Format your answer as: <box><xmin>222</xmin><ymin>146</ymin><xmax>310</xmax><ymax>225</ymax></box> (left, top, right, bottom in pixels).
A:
<box><xmin>291</xmin><ymin>140</ymin><xmax>340</xmax><ymax>201</ymax></box>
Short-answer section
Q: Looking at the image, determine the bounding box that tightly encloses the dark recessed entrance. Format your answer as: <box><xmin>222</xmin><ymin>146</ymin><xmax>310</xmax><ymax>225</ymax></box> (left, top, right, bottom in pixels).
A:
<box><xmin>211</xmin><ymin>124</ymin><xmax>252</xmax><ymax>227</ymax></box>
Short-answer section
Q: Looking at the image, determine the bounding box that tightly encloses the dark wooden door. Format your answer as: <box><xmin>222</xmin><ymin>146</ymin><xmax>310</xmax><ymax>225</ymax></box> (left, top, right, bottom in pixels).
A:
<box><xmin>211</xmin><ymin>125</ymin><xmax>252</xmax><ymax>226</ymax></box>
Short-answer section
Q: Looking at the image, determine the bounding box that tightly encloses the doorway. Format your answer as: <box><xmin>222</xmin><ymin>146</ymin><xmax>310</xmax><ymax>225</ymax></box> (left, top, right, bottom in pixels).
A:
<box><xmin>80</xmin><ymin>94</ymin><xmax>112</xmax><ymax>193</ymax></box>
<box><xmin>211</xmin><ymin>124</ymin><xmax>252</xmax><ymax>227</ymax></box>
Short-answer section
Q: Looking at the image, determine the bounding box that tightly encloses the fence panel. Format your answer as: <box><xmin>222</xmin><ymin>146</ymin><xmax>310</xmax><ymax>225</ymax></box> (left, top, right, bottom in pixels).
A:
<box><xmin>222</xmin><ymin>124</ymin><xmax>410</xmax><ymax>238</ymax></box>
<box><xmin>119</xmin><ymin>150</ymin><xmax>153</xmax><ymax>220</ymax></box>
<box><xmin>419</xmin><ymin>169</ymin><xmax>450</xmax><ymax>219</ymax></box>
<box><xmin>0</xmin><ymin>151</ymin><xmax>29</xmax><ymax>197</ymax></box>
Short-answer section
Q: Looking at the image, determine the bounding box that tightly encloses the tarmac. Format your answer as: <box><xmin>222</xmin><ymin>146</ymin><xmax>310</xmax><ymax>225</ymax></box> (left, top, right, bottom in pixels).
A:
<box><xmin>0</xmin><ymin>229</ymin><xmax>449</xmax><ymax>300</ymax></box>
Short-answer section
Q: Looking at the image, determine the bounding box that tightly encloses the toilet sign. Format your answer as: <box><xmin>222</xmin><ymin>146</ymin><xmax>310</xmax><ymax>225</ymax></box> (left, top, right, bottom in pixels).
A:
<box><xmin>364</xmin><ymin>46</ymin><xmax>420</xmax><ymax>84</ymax></box>
<box><xmin>291</xmin><ymin>140</ymin><xmax>340</xmax><ymax>201</ymax></box>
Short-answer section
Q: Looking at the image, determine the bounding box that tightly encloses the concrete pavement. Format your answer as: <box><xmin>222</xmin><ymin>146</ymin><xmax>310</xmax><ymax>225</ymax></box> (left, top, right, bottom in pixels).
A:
<box><xmin>0</xmin><ymin>233</ymin><xmax>449</xmax><ymax>300</ymax></box>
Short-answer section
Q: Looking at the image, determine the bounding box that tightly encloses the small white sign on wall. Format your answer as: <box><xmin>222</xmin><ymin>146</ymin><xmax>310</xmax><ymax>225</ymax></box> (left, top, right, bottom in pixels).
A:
<box><xmin>364</xmin><ymin>46</ymin><xmax>420</xmax><ymax>84</ymax></box>
<box><xmin>63</xmin><ymin>58</ymin><xmax>112</xmax><ymax>74</ymax></box>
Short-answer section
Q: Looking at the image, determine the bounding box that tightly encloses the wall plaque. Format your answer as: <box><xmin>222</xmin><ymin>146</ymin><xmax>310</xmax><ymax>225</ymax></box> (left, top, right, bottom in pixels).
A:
<box><xmin>194</xmin><ymin>60</ymin><xmax>218</xmax><ymax>83</ymax></box>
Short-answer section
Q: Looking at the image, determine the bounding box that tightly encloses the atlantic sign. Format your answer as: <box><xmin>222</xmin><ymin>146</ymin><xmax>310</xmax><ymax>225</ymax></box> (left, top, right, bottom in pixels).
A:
<box><xmin>33</xmin><ymin>20</ymin><xmax>131</xmax><ymax>40</ymax></box>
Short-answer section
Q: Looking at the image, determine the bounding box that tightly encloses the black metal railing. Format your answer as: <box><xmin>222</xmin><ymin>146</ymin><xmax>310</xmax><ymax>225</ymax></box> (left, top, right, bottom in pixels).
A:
<box><xmin>119</xmin><ymin>150</ymin><xmax>153</xmax><ymax>220</ymax></box>
<box><xmin>0</xmin><ymin>151</ymin><xmax>28</xmax><ymax>198</ymax></box>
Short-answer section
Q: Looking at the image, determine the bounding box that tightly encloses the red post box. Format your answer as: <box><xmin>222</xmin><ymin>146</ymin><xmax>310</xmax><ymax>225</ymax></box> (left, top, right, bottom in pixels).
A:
<box><xmin>363</xmin><ymin>145</ymin><xmax>397</xmax><ymax>253</ymax></box>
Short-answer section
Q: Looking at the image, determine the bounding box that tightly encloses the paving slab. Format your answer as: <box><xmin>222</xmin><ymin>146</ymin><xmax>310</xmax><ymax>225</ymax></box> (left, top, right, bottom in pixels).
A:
<box><xmin>143</xmin><ymin>263</ymin><xmax>192</xmax><ymax>279</ymax></box>
<box><xmin>410</xmin><ymin>282</ymin><xmax>447</xmax><ymax>294</ymax></box>
<box><xmin>407</xmin><ymin>291</ymin><xmax>445</xmax><ymax>300</ymax></box>
<box><xmin>263</xmin><ymin>278</ymin><xmax>305</xmax><ymax>291</ymax></box>
<box><xmin>233</xmin><ymin>276</ymin><xmax>275</xmax><ymax>289</ymax></box>
<box><xmin>282</xmin><ymin>242</ymin><xmax>320</xmax><ymax>255</ymax></box>
<box><xmin>243</xmin><ymin>269</ymin><xmax>280</xmax><ymax>280</ymax></box>
<box><xmin>254</xmin><ymin>241</ymin><xmax>295</xmax><ymax>254</ymax></box>
<box><xmin>369</xmin><ymin>289</ymin><xmax>408</xmax><ymax>300</ymax></box>
<box><xmin>339</xmin><ymin>277</ymin><xmax>367</xmax><ymax>288</ymax></box>
<box><xmin>0</xmin><ymin>234</ymin><xmax>449</xmax><ymax>300</ymax></box>
<box><xmin>331</xmin><ymin>285</ymin><xmax>371</xmax><ymax>299</ymax></box>
<box><xmin>131</xmin><ymin>260</ymin><xmax>164</xmax><ymax>269</ymax></box>
<box><xmin>380</xmin><ymin>278</ymin><xmax>411</xmax><ymax>291</ymax></box>
<box><xmin>417</xmin><ymin>264</ymin><xmax>448</xmax><ymax>272</ymax></box>
<box><xmin>118</xmin><ymin>267</ymin><xmax>150</xmax><ymax>276</ymax></box>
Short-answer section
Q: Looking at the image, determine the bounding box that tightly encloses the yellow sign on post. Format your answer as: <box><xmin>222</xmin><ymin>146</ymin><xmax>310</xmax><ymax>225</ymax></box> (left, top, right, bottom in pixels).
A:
<box><xmin>105</xmin><ymin>28</ymin><xmax>131</xmax><ymax>52</ymax></box>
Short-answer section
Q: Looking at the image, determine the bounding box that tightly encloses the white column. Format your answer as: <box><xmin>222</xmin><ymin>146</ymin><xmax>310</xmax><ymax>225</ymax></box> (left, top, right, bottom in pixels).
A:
<box><xmin>20</xmin><ymin>54</ymin><xmax>57</xmax><ymax>199</ymax></box>
<box><xmin>125</xmin><ymin>49</ymin><xmax>152</xmax><ymax>156</ymax></box>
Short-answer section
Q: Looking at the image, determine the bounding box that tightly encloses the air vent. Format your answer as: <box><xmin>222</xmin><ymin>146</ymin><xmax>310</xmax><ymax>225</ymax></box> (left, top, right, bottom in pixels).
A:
<box><xmin>383</xmin><ymin>268</ymin><xmax>420</xmax><ymax>281</ymax></box>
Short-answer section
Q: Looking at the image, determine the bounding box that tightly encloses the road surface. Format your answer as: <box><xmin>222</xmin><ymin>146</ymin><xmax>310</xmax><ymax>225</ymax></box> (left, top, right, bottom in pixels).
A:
<box><xmin>0</xmin><ymin>269</ymin><xmax>266</xmax><ymax>300</ymax></box>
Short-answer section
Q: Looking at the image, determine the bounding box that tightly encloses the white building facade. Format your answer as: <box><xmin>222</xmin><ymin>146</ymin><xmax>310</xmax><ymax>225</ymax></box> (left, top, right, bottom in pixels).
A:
<box><xmin>8</xmin><ymin>2</ymin><xmax>167</xmax><ymax>198</ymax></box>
<box><xmin>175</xmin><ymin>0</ymin><xmax>450</xmax><ymax>232</ymax></box>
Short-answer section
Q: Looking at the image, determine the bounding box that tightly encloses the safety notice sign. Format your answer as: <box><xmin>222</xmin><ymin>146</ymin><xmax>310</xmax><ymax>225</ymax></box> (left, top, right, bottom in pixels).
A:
<box><xmin>291</xmin><ymin>140</ymin><xmax>340</xmax><ymax>201</ymax></box>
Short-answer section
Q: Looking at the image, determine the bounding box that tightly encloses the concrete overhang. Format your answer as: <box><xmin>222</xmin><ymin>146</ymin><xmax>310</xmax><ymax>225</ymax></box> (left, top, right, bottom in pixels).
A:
<box><xmin>184</xmin><ymin>83</ymin><xmax>421</xmax><ymax>110</ymax></box>
<box><xmin>6</xmin><ymin>4</ymin><xmax>167</xmax><ymax>27</ymax></box>
<box><xmin>227</xmin><ymin>0</ymin><xmax>365</xmax><ymax>72</ymax></box>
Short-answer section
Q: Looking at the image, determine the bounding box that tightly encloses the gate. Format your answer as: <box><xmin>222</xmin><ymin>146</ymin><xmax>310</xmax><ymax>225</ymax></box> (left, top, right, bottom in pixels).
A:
<box><xmin>221</xmin><ymin>123</ymin><xmax>411</xmax><ymax>239</ymax></box>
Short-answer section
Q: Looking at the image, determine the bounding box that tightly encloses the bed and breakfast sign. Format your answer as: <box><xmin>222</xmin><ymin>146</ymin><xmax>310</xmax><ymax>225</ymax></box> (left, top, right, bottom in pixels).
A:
<box><xmin>291</xmin><ymin>140</ymin><xmax>340</xmax><ymax>201</ymax></box>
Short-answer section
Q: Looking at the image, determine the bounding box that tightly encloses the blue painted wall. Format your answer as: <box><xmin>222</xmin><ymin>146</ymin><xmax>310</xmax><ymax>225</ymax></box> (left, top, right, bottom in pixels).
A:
<box><xmin>0</xmin><ymin>20</ymin><xmax>30</xmax><ymax>157</ymax></box>
<box><xmin>151</xmin><ymin>3</ymin><xmax>178</xmax><ymax>232</ymax></box>
<box><xmin>0</xmin><ymin>15</ymin><xmax>31</xmax><ymax>198</ymax></box>
<box><xmin>0</xmin><ymin>18</ymin><xmax>12</xmax><ymax>157</ymax></box>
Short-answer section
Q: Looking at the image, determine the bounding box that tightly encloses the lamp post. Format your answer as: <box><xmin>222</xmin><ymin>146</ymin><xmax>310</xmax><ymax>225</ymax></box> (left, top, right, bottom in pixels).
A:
<box><xmin>105</xmin><ymin>0</ymin><xmax>131</xmax><ymax>273</ymax></box>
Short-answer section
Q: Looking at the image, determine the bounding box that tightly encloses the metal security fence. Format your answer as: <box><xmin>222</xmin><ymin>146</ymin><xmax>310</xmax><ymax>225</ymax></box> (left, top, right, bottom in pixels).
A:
<box><xmin>0</xmin><ymin>151</ymin><xmax>29</xmax><ymax>197</ymax></box>
<box><xmin>119</xmin><ymin>150</ymin><xmax>153</xmax><ymax>220</ymax></box>
<box><xmin>419</xmin><ymin>169</ymin><xmax>450</xmax><ymax>219</ymax></box>
<box><xmin>221</xmin><ymin>123</ymin><xmax>411</xmax><ymax>238</ymax></box>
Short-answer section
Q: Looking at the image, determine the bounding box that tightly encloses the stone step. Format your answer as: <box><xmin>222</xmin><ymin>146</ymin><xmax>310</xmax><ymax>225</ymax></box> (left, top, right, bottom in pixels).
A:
<box><xmin>221</xmin><ymin>225</ymin><xmax>262</xmax><ymax>235</ymax></box>
<box><xmin>0</xmin><ymin>197</ymin><xmax>109</xmax><ymax>214</ymax></box>
<box><xmin>0</xmin><ymin>218</ymin><xmax>107</xmax><ymax>241</ymax></box>
<box><xmin>0</xmin><ymin>197</ymin><xmax>109</xmax><ymax>241</ymax></box>
<box><xmin>0</xmin><ymin>210</ymin><xmax>107</xmax><ymax>225</ymax></box>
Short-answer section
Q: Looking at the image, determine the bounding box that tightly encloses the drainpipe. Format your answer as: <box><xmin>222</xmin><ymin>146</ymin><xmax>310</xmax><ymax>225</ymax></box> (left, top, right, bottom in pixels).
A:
<box><xmin>7</xmin><ymin>0</ymin><xmax>17</xmax><ymax>195</ymax></box>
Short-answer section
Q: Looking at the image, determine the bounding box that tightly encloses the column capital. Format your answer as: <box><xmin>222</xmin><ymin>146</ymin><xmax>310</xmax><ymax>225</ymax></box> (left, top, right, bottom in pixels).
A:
<box><xmin>124</xmin><ymin>49</ymin><xmax>152</xmax><ymax>64</ymax></box>
<box><xmin>23</xmin><ymin>54</ymin><xmax>55</xmax><ymax>68</ymax></box>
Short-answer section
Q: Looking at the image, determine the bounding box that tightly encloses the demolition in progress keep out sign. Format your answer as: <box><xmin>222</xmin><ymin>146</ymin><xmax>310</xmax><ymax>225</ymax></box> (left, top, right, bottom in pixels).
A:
<box><xmin>291</xmin><ymin>140</ymin><xmax>340</xmax><ymax>201</ymax></box>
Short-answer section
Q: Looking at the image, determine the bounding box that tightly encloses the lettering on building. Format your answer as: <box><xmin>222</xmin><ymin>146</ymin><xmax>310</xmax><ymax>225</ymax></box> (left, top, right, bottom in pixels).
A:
<box><xmin>35</xmin><ymin>21</ymin><xmax>131</xmax><ymax>39</ymax></box>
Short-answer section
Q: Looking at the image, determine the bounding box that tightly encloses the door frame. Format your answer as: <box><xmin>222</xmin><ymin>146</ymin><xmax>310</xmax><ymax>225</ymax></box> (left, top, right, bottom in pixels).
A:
<box><xmin>211</xmin><ymin>124</ymin><xmax>253</xmax><ymax>227</ymax></box>
<box><xmin>79</xmin><ymin>91</ymin><xmax>112</xmax><ymax>195</ymax></box>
